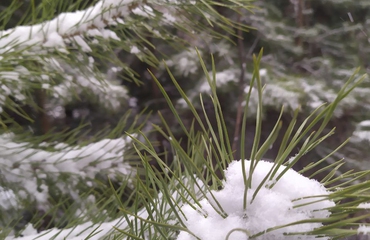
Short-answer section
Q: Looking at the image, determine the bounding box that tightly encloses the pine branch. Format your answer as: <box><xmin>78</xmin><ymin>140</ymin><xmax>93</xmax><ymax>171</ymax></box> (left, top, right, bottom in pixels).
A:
<box><xmin>0</xmin><ymin>0</ymin><xmax>139</xmax><ymax>51</ymax></box>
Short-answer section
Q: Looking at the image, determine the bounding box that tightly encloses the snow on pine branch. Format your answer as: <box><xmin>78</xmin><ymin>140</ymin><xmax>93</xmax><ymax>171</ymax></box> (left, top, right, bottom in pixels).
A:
<box><xmin>178</xmin><ymin>160</ymin><xmax>334</xmax><ymax>240</ymax></box>
<box><xmin>9</xmin><ymin>159</ymin><xmax>335</xmax><ymax>239</ymax></box>
<box><xmin>48</xmin><ymin>55</ymin><xmax>129</xmax><ymax>111</ymax></box>
<box><xmin>352</xmin><ymin>120</ymin><xmax>370</xmax><ymax>142</ymax></box>
<box><xmin>0</xmin><ymin>0</ymin><xmax>138</xmax><ymax>52</ymax></box>
<box><xmin>0</xmin><ymin>0</ymin><xmax>145</xmax><ymax>112</ymax></box>
<box><xmin>0</xmin><ymin>133</ymin><xmax>134</xmax><ymax>208</ymax></box>
<box><xmin>176</xmin><ymin>64</ymin><xmax>363</xmax><ymax>117</ymax></box>
<box><xmin>4</xmin><ymin>207</ymin><xmax>150</xmax><ymax>240</ymax></box>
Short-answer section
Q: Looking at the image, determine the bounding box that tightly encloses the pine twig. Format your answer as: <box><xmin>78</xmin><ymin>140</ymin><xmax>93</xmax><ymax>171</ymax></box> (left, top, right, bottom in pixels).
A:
<box><xmin>232</xmin><ymin>18</ymin><xmax>260</xmax><ymax>158</ymax></box>
<box><xmin>232</xmin><ymin>13</ymin><xmax>247</xmax><ymax>158</ymax></box>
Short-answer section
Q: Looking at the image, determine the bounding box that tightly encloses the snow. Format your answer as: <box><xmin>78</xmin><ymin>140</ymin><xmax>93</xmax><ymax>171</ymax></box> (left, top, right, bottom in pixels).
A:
<box><xmin>353</xmin><ymin>130</ymin><xmax>370</xmax><ymax>142</ymax></box>
<box><xmin>0</xmin><ymin>66</ymin><xmax>29</xmax><ymax>106</ymax></box>
<box><xmin>15</xmin><ymin>156</ymin><xmax>328</xmax><ymax>240</ymax></box>
<box><xmin>0</xmin><ymin>0</ymin><xmax>135</xmax><ymax>52</ymax></box>
<box><xmin>130</xmin><ymin>46</ymin><xmax>140</xmax><ymax>54</ymax></box>
<box><xmin>5</xmin><ymin>207</ymin><xmax>149</xmax><ymax>240</ymax></box>
<box><xmin>8</xmin><ymin>159</ymin><xmax>370</xmax><ymax>239</ymax></box>
<box><xmin>47</xmin><ymin>55</ymin><xmax>129</xmax><ymax>111</ymax></box>
<box><xmin>73</xmin><ymin>36</ymin><xmax>92</xmax><ymax>52</ymax></box>
<box><xmin>358</xmin><ymin>225</ymin><xmax>370</xmax><ymax>234</ymax></box>
<box><xmin>199</xmin><ymin>69</ymin><xmax>238</xmax><ymax>93</ymax></box>
<box><xmin>0</xmin><ymin>187</ymin><xmax>17</xmax><ymax>210</ymax></box>
<box><xmin>358</xmin><ymin>203</ymin><xmax>370</xmax><ymax>209</ymax></box>
<box><xmin>352</xmin><ymin>120</ymin><xmax>370</xmax><ymax>142</ymax></box>
<box><xmin>259</xmin><ymin>68</ymin><xmax>267</xmax><ymax>77</ymax></box>
<box><xmin>0</xmin><ymin>0</ymin><xmax>134</xmax><ymax>111</ymax></box>
<box><xmin>0</xmin><ymin>133</ymin><xmax>134</xmax><ymax>209</ymax></box>
<box><xmin>162</xmin><ymin>12</ymin><xmax>177</xmax><ymax>24</ymax></box>
<box><xmin>132</xmin><ymin>5</ymin><xmax>155</xmax><ymax>18</ymax></box>
<box><xmin>177</xmin><ymin>160</ymin><xmax>334</xmax><ymax>240</ymax></box>
<box><xmin>43</xmin><ymin>32</ymin><xmax>65</xmax><ymax>48</ymax></box>
<box><xmin>6</xmin><ymin>218</ymin><xmax>122</xmax><ymax>240</ymax></box>
<box><xmin>347</xmin><ymin>12</ymin><xmax>354</xmax><ymax>22</ymax></box>
<box><xmin>242</xmin><ymin>82</ymin><xmax>301</xmax><ymax>115</ymax></box>
<box><xmin>359</xmin><ymin>120</ymin><xmax>370</xmax><ymax>127</ymax></box>
<box><xmin>166</xmin><ymin>49</ymin><xmax>200</xmax><ymax>77</ymax></box>
<box><xmin>87</xmin><ymin>29</ymin><xmax>120</xmax><ymax>40</ymax></box>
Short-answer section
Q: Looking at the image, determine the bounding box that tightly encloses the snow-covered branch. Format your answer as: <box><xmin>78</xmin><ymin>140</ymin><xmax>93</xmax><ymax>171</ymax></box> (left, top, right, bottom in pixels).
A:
<box><xmin>0</xmin><ymin>133</ymin><xmax>134</xmax><ymax>208</ymax></box>
<box><xmin>0</xmin><ymin>0</ymin><xmax>138</xmax><ymax>52</ymax></box>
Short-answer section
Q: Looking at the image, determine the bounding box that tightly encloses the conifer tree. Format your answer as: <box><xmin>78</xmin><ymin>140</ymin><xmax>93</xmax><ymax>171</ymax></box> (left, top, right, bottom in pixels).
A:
<box><xmin>1</xmin><ymin>0</ymin><xmax>370</xmax><ymax>239</ymax></box>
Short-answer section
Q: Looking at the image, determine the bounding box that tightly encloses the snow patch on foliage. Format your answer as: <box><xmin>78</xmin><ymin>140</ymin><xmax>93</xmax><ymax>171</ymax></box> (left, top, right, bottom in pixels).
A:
<box><xmin>3</xmin><ymin>160</ymin><xmax>339</xmax><ymax>239</ymax></box>
<box><xmin>198</xmin><ymin>69</ymin><xmax>239</xmax><ymax>93</ymax></box>
<box><xmin>358</xmin><ymin>202</ymin><xmax>370</xmax><ymax>209</ymax></box>
<box><xmin>0</xmin><ymin>133</ymin><xmax>134</xmax><ymax>209</ymax></box>
<box><xmin>166</xmin><ymin>49</ymin><xmax>200</xmax><ymax>76</ymax></box>
<box><xmin>244</xmin><ymin>83</ymin><xmax>301</xmax><ymax>114</ymax></box>
<box><xmin>177</xmin><ymin>160</ymin><xmax>334</xmax><ymax>240</ymax></box>
<box><xmin>132</xmin><ymin>5</ymin><xmax>155</xmax><ymax>18</ymax></box>
<box><xmin>4</xmin><ymin>211</ymin><xmax>146</xmax><ymax>240</ymax></box>
<box><xmin>358</xmin><ymin>225</ymin><xmax>370</xmax><ymax>235</ymax></box>
<box><xmin>0</xmin><ymin>187</ymin><xmax>17</xmax><ymax>210</ymax></box>
<box><xmin>47</xmin><ymin>55</ymin><xmax>129</xmax><ymax>111</ymax></box>
<box><xmin>0</xmin><ymin>0</ymin><xmax>135</xmax><ymax>52</ymax></box>
<box><xmin>352</xmin><ymin>120</ymin><xmax>370</xmax><ymax>142</ymax></box>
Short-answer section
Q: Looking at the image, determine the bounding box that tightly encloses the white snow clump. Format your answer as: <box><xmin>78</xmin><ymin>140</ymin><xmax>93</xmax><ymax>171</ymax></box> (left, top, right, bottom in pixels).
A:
<box><xmin>177</xmin><ymin>160</ymin><xmax>335</xmax><ymax>240</ymax></box>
